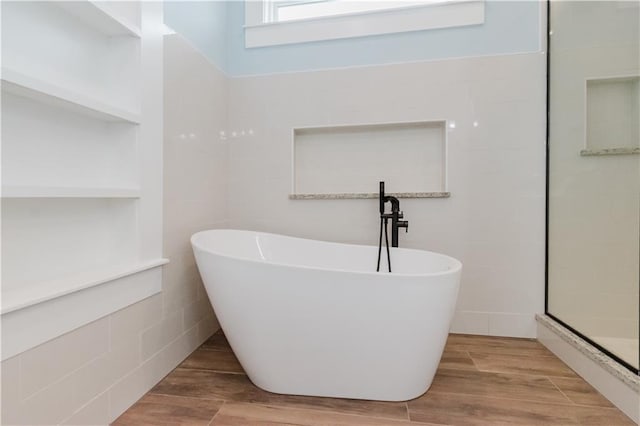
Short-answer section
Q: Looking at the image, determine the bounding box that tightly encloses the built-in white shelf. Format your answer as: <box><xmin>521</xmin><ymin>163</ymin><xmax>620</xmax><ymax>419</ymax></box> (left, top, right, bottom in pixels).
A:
<box><xmin>54</xmin><ymin>1</ymin><xmax>141</xmax><ymax>38</ymax></box>
<box><xmin>1</xmin><ymin>0</ymin><xmax>163</xmax><ymax>361</ymax></box>
<box><xmin>1</xmin><ymin>185</ymin><xmax>141</xmax><ymax>199</ymax></box>
<box><xmin>1</xmin><ymin>258</ymin><xmax>168</xmax><ymax>315</ymax></box>
<box><xmin>1</xmin><ymin>67</ymin><xmax>141</xmax><ymax>124</ymax></box>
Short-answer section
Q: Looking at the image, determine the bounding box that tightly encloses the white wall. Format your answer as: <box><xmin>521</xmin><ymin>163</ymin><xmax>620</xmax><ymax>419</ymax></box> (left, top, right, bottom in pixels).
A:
<box><xmin>227</xmin><ymin>51</ymin><xmax>547</xmax><ymax>338</ymax></box>
<box><xmin>0</xmin><ymin>34</ymin><xmax>227</xmax><ymax>425</ymax></box>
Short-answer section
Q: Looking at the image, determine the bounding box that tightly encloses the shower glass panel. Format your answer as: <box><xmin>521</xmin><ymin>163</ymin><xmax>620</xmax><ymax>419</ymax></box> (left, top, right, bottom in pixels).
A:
<box><xmin>547</xmin><ymin>0</ymin><xmax>640</xmax><ymax>372</ymax></box>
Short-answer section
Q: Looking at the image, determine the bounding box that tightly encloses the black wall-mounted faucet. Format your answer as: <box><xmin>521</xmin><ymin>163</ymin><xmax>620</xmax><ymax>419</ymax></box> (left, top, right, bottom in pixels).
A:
<box><xmin>379</xmin><ymin>182</ymin><xmax>409</xmax><ymax>248</ymax></box>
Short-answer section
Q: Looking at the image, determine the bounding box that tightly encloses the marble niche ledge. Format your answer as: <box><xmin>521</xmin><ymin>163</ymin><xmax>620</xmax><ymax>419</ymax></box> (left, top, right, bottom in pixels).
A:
<box><xmin>289</xmin><ymin>192</ymin><xmax>451</xmax><ymax>200</ymax></box>
<box><xmin>580</xmin><ymin>147</ymin><xmax>640</xmax><ymax>156</ymax></box>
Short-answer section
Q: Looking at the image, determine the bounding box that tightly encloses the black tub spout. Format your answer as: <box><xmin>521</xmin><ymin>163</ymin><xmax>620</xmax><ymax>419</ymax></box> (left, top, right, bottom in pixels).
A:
<box><xmin>379</xmin><ymin>181</ymin><xmax>409</xmax><ymax>248</ymax></box>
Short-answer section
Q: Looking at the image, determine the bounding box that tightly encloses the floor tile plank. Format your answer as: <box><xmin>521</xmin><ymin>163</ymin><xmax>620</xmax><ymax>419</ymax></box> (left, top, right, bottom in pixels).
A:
<box><xmin>445</xmin><ymin>334</ymin><xmax>552</xmax><ymax>357</ymax></box>
<box><xmin>428</xmin><ymin>368</ymin><xmax>571</xmax><ymax>404</ymax></box>
<box><xmin>201</xmin><ymin>331</ymin><xmax>231</xmax><ymax>352</ymax></box>
<box><xmin>181</xmin><ymin>348</ymin><xmax>245</xmax><ymax>374</ymax></box>
<box><xmin>408</xmin><ymin>391</ymin><xmax>634</xmax><ymax>426</ymax></box>
<box><xmin>151</xmin><ymin>368</ymin><xmax>409</xmax><ymax>421</ymax></box>
<box><xmin>548</xmin><ymin>376</ymin><xmax>614</xmax><ymax>407</ymax></box>
<box><xmin>573</xmin><ymin>405</ymin><xmax>636</xmax><ymax>425</ymax></box>
<box><xmin>438</xmin><ymin>350</ymin><xmax>478</xmax><ymax>371</ymax></box>
<box><xmin>112</xmin><ymin>393</ymin><xmax>223</xmax><ymax>426</ymax></box>
<box><xmin>468</xmin><ymin>351</ymin><xmax>577</xmax><ymax>378</ymax></box>
<box><xmin>210</xmin><ymin>402</ymin><xmax>437</xmax><ymax>426</ymax></box>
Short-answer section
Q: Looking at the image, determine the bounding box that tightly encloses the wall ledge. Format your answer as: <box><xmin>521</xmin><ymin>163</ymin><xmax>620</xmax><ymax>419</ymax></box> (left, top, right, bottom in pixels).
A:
<box><xmin>580</xmin><ymin>147</ymin><xmax>640</xmax><ymax>156</ymax></box>
<box><xmin>1</xmin><ymin>263</ymin><xmax>167</xmax><ymax>360</ymax></box>
<box><xmin>289</xmin><ymin>192</ymin><xmax>451</xmax><ymax>200</ymax></box>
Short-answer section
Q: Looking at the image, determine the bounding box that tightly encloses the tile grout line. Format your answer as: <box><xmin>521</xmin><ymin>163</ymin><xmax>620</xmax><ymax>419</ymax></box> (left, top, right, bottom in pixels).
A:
<box><xmin>149</xmin><ymin>391</ymin><xmax>229</xmax><ymax>403</ymax></box>
<box><xmin>143</xmin><ymin>392</ymin><xmax>226</xmax><ymax>403</ymax></box>
<box><xmin>467</xmin><ymin>368</ymin><xmax>578</xmax><ymax>379</ymax></box>
<box><xmin>18</xmin><ymin>347</ymin><xmax>107</xmax><ymax>405</ymax></box>
<box><xmin>463</xmin><ymin>350</ymin><xmax>563</xmax><ymax>359</ymax></box>
<box><xmin>438</xmin><ymin>364</ymin><xmax>578</xmax><ymax>380</ymax></box>
<box><xmin>179</xmin><ymin>366</ymin><xmax>247</xmax><ymax>375</ymax></box>
<box><xmin>564</xmin><ymin>401</ymin><xmax>620</xmax><ymax>410</ymax></box>
<box><xmin>223</xmin><ymin>401</ymin><xmax>434</xmax><ymax>425</ymax></box>
<box><xmin>174</xmin><ymin>365</ymin><xmax>244</xmax><ymax>373</ymax></box>
<box><xmin>465</xmin><ymin>350</ymin><xmax>481</xmax><ymax>372</ymax></box>
<box><xmin>426</xmin><ymin>389</ymin><xmax>584</xmax><ymax>407</ymax></box>
<box><xmin>206</xmin><ymin>400</ymin><xmax>226</xmax><ymax>426</ymax></box>
<box><xmin>545</xmin><ymin>375</ymin><xmax>575</xmax><ymax>405</ymax></box>
<box><xmin>198</xmin><ymin>347</ymin><xmax>235</xmax><ymax>353</ymax></box>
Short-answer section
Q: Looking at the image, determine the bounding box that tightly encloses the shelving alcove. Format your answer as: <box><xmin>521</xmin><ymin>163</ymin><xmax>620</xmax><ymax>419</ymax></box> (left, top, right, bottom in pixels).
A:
<box><xmin>0</xmin><ymin>1</ymin><xmax>166</xmax><ymax>360</ymax></box>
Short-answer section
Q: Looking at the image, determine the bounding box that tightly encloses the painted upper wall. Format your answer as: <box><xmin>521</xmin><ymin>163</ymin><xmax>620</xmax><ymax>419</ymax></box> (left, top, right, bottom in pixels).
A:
<box><xmin>228</xmin><ymin>1</ymin><xmax>541</xmax><ymax>76</ymax></box>
<box><xmin>164</xmin><ymin>1</ymin><xmax>228</xmax><ymax>71</ymax></box>
<box><xmin>164</xmin><ymin>1</ymin><xmax>541</xmax><ymax>76</ymax></box>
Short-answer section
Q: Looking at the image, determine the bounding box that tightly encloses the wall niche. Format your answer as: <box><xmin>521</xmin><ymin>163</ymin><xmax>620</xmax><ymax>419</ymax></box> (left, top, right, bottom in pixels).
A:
<box><xmin>291</xmin><ymin>120</ymin><xmax>450</xmax><ymax>199</ymax></box>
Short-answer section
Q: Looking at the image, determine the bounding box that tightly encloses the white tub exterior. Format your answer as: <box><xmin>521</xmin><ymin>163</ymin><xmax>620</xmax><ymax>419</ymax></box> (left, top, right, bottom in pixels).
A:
<box><xmin>191</xmin><ymin>229</ymin><xmax>462</xmax><ymax>401</ymax></box>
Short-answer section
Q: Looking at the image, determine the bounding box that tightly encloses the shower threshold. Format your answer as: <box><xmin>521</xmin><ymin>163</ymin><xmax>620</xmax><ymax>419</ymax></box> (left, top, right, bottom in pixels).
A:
<box><xmin>536</xmin><ymin>314</ymin><xmax>639</xmax><ymax>424</ymax></box>
<box><xmin>591</xmin><ymin>336</ymin><xmax>639</xmax><ymax>370</ymax></box>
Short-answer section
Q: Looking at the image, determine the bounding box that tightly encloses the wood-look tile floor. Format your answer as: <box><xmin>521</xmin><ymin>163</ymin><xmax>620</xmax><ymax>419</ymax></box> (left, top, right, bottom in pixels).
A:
<box><xmin>113</xmin><ymin>332</ymin><xmax>634</xmax><ymax>425</ymax></box>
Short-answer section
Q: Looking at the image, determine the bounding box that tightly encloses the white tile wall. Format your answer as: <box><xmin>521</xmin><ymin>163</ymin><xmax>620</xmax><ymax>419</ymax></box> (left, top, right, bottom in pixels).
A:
<box><xmin>19</xmin><ymin>317</ymin><xmax>109</xmax><ymax>399</ymax></box>
<box><xmin>109</xmin><ymin>293</ymin><xmax>163</xmax><ymax>349</ymax></box>
<box><xmin>0</xmin><ymin>34</ymin><xmax>227</xmax><ymax>425</ymax></box>
<box><xmin>227</xmin><ymin>52</ymin><xmax>547</xmax><ymax>338</ymax></box>
<box><xmin>140</xmin><ymin>310</ymin><xmax>183</xmax><ymax>360</ymax></box>
<box><xmin>0</xmin><ymin>356</ymin><xmax>22</xmax><ymax>424</ymax></box>
<box><xmin>61</xmin><ymin>393</ymin><xmax>110</xmax><ymax>426</ymax></box>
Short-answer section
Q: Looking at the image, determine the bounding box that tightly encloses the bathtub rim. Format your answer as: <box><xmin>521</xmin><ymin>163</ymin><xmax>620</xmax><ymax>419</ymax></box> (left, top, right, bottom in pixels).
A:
<box><xmin>191</xmin><ymin>228</ymin><xmax>462</xmax><ymax>279</ymax></box>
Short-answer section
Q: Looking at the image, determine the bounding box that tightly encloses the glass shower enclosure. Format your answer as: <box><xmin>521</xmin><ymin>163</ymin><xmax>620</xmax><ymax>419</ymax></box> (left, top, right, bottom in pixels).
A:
<box><xmin>547</xmin><ymin>0</ymin><xmax>639</xmax><ymax>372</ymax></box>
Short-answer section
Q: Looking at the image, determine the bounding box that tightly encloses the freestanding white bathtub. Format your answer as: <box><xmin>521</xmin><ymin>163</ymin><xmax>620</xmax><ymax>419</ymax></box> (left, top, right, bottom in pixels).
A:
<box><xmin>191</xmin><ymin>229</ymin><xmax>462</xmax><ymax>401</ymax></box>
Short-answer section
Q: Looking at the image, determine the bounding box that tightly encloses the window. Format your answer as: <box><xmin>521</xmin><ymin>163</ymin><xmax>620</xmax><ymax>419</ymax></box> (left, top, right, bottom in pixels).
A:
<box><xmin>245</xmin><ymin>0</ymin><xmax>485</xmax><ymax>48</ymax></box>
<box><xmin>266</xmin><ymin>0</ymin><xmax>444</xmax><ymax>23</ymax></box>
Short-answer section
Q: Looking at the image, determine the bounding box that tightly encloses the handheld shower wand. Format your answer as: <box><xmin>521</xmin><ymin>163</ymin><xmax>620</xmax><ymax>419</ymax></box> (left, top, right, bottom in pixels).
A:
<box><xmin>377</xmin><ymin>182</ymin><xmax>392</xmax><ymax>272</ymax></box>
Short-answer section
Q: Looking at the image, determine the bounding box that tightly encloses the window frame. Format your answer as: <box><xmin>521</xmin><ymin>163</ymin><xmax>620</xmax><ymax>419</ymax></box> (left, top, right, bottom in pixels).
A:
<box><xmin>244</xmin><ymin>0</ymin><xmax>485</xmax><ymax>48</ymax></box>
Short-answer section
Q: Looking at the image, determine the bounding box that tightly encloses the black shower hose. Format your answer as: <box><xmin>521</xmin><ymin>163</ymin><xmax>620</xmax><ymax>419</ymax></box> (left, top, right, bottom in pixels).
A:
<box><xmin>376</xmin><ymin>216</ymin><xmax>392</xmax><ymax>273</ymax></box>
